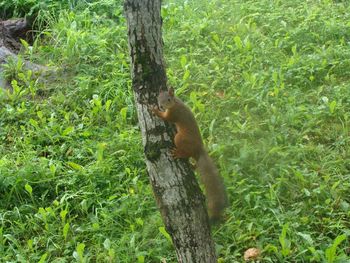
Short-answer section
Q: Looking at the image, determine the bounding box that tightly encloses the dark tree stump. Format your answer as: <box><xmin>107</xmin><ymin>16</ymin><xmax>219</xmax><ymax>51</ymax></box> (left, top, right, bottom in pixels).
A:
<box><xmin>0</xmin><ymin>18</ymin><xmax>32</xmax><ymax>53</ymax></box>
<box><xmin>0</xmin><ymin>18</ymin><xmax>47</xmax><ymax>90</ymax></box>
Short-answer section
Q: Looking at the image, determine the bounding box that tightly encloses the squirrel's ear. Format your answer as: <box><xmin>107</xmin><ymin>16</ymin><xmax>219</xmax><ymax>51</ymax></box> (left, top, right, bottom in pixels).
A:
<box><xmin>168</xmin><ymin>87</ymin><xmax>174</xmax><ymax>97</ymax></box>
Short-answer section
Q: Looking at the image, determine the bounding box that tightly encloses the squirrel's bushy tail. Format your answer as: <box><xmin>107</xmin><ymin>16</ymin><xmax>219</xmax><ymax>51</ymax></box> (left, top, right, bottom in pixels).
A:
<box><xmin>197</xmin><ymin>150</ymin><xmax>228</xmax><ymax>221</ymax></box>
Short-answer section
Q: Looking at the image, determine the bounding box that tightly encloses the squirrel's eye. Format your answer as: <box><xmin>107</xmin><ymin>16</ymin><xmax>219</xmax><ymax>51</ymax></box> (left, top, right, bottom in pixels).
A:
<box><xmin>168</xmin><ymin>98</ymin><xmax>171</xmax><ymax>102</ymax></box>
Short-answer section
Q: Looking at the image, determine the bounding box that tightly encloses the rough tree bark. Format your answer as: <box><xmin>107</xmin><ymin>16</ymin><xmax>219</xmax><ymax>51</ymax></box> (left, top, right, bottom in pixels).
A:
<box><xmin>124</xmin><ymin>1</ymin><xmax>217</xmax><ymax>262</ymax></box>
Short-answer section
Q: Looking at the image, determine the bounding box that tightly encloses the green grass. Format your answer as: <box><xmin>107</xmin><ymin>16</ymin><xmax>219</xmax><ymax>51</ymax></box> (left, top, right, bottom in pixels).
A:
<box><xmin>1</xmin><ymin>0</ymin><xmax>349</xmax><ymax>262</ymax></box>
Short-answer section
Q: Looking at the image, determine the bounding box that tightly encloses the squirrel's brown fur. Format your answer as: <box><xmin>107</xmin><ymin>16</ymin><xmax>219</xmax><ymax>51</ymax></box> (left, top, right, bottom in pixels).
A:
<box><xmin>152</xmin><ymin>88</ymin><xmax>228</xmax><ymax>221</ymax></box>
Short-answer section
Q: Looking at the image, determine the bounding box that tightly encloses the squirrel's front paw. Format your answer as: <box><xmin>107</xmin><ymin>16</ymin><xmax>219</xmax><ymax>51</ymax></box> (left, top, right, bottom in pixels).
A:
<box><xmin>170</xmin><ymin>148</ymin><xmax>182</xmax><ymax>159</ymax></box>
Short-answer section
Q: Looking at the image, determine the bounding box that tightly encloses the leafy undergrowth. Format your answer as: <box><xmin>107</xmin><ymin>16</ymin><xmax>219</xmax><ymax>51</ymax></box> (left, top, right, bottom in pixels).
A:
<box><xmin>1</xmin><ymin>0</ymin><xmax>349</xmax><ymax>262</ymax></box>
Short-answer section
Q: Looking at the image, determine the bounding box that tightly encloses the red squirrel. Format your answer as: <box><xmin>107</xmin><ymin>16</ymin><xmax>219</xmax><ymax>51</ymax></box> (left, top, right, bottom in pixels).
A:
<box><xmin>152</xmin><ymin>88</ymin><xmax>228</xmax><ymax>221</ymax></box>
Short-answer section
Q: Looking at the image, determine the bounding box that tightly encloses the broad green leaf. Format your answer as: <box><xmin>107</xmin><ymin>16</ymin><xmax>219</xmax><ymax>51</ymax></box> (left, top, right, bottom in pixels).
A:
<box><xmin>62</xmin><ymin>126</ymin><xmax>75</xmax><ymax>136</ymax></box>
<box><xmin>27</xmin><ymin>239</ymin><xmax>33</xmax><ymax>250</ymax></box>
<box><xmin>325</xmin><ymin>234</ymin><xmax>346</xmax><ymax>263</ymax></box>
<box><xmin>329</xmin><ymin>100</ymin><xmax>336</xmax><ymax>114</ymax></box>
<box><xmin>67</xmin><ymin>161</ymin><xmax>83</xmax><ymax>170</ymax></box>
<box><xmin>20</xmin><ymin>39</ymin><xmax>29</xmax><ymax>50</ymax></box>
<box><xmin>234</xmin><ymin>36</ymin><xmax>243</xmax><ymax>49</ymax></box>
<box><xmin>105</xmin><ymin>99</ymin><xmax>112</xmax><ymax>111</ymax></box>
<box><xmin>60</xmin><ymin>210</ymin><xmax>68</xmax><ymax>221</ymax></box>
<box><xmin>73</xmin><ymin>242</ymin><xmax>85</xmax><ymax>261</ymax></box>
<box><xmin>120</xmin><ymin>107</ymin><xmax>128</xmax><ymax>121</ymax></box>
<box><xmin>212</xmin><ymin>33</ymin><xmax>220</xmax><ymax>44</ymax></box>
<box><xmin>97</xmin><ymin>143</ymin><xmax>107</xmax><ymax>162</ymax></box>
<box><xmin>159</xmin><ymin>227</ymin><xmax>172</xmax><ymax>243</ymax></box>
<box><xmin>108</xmin><ymin>248</ymin><xmax>115</xmax><ymax>259</ymax></box>
<box><xmin>180</xmin><ymin>55</ymin><xmax>187</xmax><ymax>68</ymax></box>
<box><xmin>136</xmin><ymin>217</ymin><xmax>144</xmax><ymax>226</ymax></box>
<box><xmin>183</xmin><ymin>69</ymin><xmax>190</xmax><ymax>80</ymax></box>
<box><xmin>137</xmin><ymin>255</ymin><xmax>145</xmax><ymax>263</ymax></box>
<box><xmin>63</xmin><ymin>223</ymin><xmax>70</xmax><ymax>240</ymax></box>
<box><xmin>103</xmin><ymin>238</ymin><xmax>111</xmax><ymax>250</ymax></box>
<box><xmin>29</xmin><ymin>118</ymin><xmax>38</xmax><ymax>127</ymax></box>
<box><xmin>25</xmin><ymin>183</ymin><xmax>33</xmax><ymax>195</ymax></box>
<box><xmin>37</xmin><ymin>111</ymin><xmax>43</xmax><ymax>119</ymax></box>
<box><xmin>38</xmin><ymin>253</ymin><xmax>48</xmax><ymax>263</ymax></box>
<box><xmin>49</xmin><ymin>164</ymin><xmax>56</xmax><ymax>175</ymax></box>
<box><xmin>279</xmin><ymin>223</ymin><xmax>291</xmax><ymax>257</ymax></box>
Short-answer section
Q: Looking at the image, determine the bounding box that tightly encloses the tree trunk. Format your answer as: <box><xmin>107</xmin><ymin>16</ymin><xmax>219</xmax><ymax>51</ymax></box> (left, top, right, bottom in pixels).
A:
<box><xmin>124</xmin><ymin>1</ymin><xmax>217</xmax><ymax>262</ymax></box>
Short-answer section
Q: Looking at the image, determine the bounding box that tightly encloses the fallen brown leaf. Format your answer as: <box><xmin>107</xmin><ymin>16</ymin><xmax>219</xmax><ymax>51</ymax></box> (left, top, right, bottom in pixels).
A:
<box><xmin>244</xmin><ymin>247</ymin><xmax>261</xmax><ymax>261</ymax></box>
